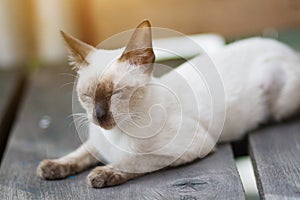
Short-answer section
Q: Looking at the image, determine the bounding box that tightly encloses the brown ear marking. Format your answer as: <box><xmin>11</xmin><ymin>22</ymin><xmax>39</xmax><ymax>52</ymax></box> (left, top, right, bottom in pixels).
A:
<box><xmin>137</xmin><ymin>20</ymin><xmax>151</xmax><ymax>29</ymax></box>
<box><xmin>119</xmin><ymin>20</ymin><xmax>155</xmax><ymax>66</ymax></box>
<box><xmin>60</xmin><ymin>31</ymin><xmax>95</xmax><ymax>70</ymax></box>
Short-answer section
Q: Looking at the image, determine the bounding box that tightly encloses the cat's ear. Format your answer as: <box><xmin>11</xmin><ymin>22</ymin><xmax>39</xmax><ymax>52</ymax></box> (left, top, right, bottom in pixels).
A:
<box><xmin>119</xmin><ymin>20</ymin><xmax>155</xmax><ymax>69</ymax></box>
<box><xmin>60</xmin><ymin>31</ymin><xmax>95</xmax><ymax>71</ymax></box>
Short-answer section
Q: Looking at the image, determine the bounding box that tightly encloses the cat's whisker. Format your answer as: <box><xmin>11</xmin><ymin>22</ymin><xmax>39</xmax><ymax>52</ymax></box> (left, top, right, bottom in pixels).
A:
<box><xmin>75</xmin><ymin>117</ymin><xmax>89</xmax><ymax>125</ymax></box>
<box><xmin>114</xmin><ymin>113</ymin><xmax>146</xmax><ymax>125</ymax></box>
<box><xmin>114</xmin><ymin>114</ymin><xmax>144</xmax><ymax>123</ymax></box>
<box><xmin>60</xmin><ymin>81</ymin><xmax>76</xmax><ymax>88</ymax></box>
<box><xmin>115</xmin><ymin>112</ymin><xmax>143</xmax><ymax>118</ymax></box>
<box><xmin>57</xmin><ymin>72</ymin><xmax>78</xmax><ymax>78</ymax></box>
<box><xmin>67</xmin><ymin>113</ymin><xmax>87</xmax><ymax>119</ymax></box>
<box><xmin>114</xmin><ymin>116</ymin><xmax>144</xmax><ymax>124</ymax></box>
<box><xmin>78</xmin><ymin>119</ymin><xmax>90</xmax><ymax>132</ymax></box>
<box><xmin>117</xmin><ymin>117</ymin><xmax>144</xmax><ymax>129</ymax></box>
<box><xmin>71</xmin><ymin>118</ymin><xmax>85</xmax><ymax>125</ymax></box>
<box><xmin>69</xmin><ymin>113</ymin><xmax>89</xmax><ymax>127</ymax></box>
<box><xmin>76</xmin><ymin>116</ymin><xmax>89</xmax><ymax>127</ymax></box>
<box><xmin>69</xmin><ymin>118</ymin><xmax>84</xmax><ymax>127</ymax></box>
<box><xmin>113</xmin><ymin>112</ymin><xmax>144</xmax><ymax>118</ymax></box>
<box><xmin>116</xmin><ymin>111</ymin><xmax>144</xmax><ymax>115</ymax></box>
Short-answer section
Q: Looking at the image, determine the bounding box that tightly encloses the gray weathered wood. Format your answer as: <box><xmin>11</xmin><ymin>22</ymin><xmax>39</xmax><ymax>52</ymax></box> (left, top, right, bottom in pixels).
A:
<box><xmin>0</xmin><ymin>71</ymin><xmax>17</xmax><ymax>115</ymax></box>
<box><xmin>249</xmin><ymin>118</ymin><xmax>300</xmax><ymax>200</ymax></box>
<box><xmin>0</xmin><ymin>66</ymin><xmax>245</xmax><ymax>199</ymax></box>
<box><xmin>0</xmin><ymin>69</ymin><xmax>26</xmax><ymax>162</ymax></box>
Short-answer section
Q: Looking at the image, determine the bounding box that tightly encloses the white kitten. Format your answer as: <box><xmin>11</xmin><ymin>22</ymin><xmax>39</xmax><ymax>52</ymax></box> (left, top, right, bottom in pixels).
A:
<box><xmin>37</xmin><ymin>20</ymin><xmax>300</xmax><ymax>188</ymax></box>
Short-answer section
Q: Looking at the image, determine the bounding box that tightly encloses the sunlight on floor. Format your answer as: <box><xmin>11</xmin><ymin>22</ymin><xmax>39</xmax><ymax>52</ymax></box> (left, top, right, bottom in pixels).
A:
<box><xmin>236</xmin><ymin>156</ymin><xmax>259</xmax><ymax>200</ymax></box>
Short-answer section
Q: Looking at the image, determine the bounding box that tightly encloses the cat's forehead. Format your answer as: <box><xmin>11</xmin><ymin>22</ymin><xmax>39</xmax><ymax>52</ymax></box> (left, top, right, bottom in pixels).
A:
<box><xmin>77</xmin><ymin>48</ymin><xmax>149</xmax><ymax>93</ymax></box>
<box><xmin>77</xmin><ymin>49</ymin><xmax>119</xmax><ymax>79</ymax></box>
<box><xmin>84</xmin><ymin>55</ymin><xmax>141</xmax><ymax>77</ymax></box>
<box><xmin>82</xmin><ymin>49</ymin><xmax>132</xmax><ymax>78</ymax></box>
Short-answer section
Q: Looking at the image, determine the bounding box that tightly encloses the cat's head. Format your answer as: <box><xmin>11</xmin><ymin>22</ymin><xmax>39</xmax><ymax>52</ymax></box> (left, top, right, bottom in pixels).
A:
<box><xmin>62</xmin><ymin>20</ymin><xmax>155</xmax><ymax>130</ymax></box>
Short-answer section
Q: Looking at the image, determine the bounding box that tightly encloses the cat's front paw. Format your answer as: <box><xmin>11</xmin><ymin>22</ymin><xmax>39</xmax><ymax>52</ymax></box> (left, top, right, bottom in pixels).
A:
<box><xmin>87</xmin><ymin>166</ymin><xmax>129</xmax><ymax>188</ymax></box>
<box><xmin>37</xmin><ymin>159</ymin><xmax>71</xmax><ymax>180</ymax></box>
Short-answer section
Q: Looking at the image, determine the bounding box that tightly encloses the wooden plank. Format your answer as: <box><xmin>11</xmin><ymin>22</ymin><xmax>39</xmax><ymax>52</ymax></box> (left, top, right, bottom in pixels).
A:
<box><xmin>0</xmin><ymin>66</ymin><xmax>245</xmax><ymax>199</ymax></box>
<box><xmin>0</xmin><ymin>69</ymin><xmax>26</xmax><ymax>162</ymax></box>
<box><xmin>249</xmin><ymin>118</ymin><xmax>300</xmax><ymax>200</ymax></box>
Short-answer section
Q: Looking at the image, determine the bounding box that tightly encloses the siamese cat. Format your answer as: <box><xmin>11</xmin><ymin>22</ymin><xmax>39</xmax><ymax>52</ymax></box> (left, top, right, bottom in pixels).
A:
<box><xmin>37</xmin><ymin>20</ymin><xmax>300</xmax><ymax>188</ymax></box>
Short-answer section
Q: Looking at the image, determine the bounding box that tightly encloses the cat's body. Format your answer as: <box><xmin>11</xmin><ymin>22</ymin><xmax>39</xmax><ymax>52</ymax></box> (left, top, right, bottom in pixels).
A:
<box><xmin>37</xmin><ymin>21</ymin><xmax>300</xmax><ymax>188</ymax></box>
<box><xmin>87</xmin><ymin>37</ymin><xmax>300</xmax><ymax>168</ymax></box>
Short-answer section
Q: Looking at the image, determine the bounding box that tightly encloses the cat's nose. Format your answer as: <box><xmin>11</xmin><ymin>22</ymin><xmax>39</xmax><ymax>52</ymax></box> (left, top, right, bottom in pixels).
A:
<box><xmin>93</xmin><ymin>104</ymin><xmax>106</xmax><ymax>121</ymax></box>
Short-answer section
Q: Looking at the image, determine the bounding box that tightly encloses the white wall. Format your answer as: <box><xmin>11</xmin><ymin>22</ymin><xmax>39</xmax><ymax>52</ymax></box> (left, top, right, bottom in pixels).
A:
<box><xmin>0</xmin><ymin>0</ymin><xmax>28</xmax><ymax>68</ymax></box>
<box><xmin>34</xmin><ymin>0</ymin><xmax>79</xmax><ymax>64</ymax></box>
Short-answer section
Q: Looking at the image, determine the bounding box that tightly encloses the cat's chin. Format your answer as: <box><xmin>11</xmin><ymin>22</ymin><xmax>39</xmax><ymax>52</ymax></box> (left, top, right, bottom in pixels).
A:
<box><xmin>91</xmin><ymin>119</ymin><xmax>115</xmax><ymax>130</ymax></box>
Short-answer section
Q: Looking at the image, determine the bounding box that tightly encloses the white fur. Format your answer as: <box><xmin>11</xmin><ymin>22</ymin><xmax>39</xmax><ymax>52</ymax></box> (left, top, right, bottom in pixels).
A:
<box><xmin>77</xmin><ymin>37</ymin><xmax>300</xmax><ymax>173</ymax></box>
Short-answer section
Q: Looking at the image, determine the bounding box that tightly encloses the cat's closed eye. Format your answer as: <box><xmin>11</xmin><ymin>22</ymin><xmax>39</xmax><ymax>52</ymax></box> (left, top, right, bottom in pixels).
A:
<box><xmin>83</xmin><ymin>93</ymin><xmax>92</xmax><ymax>98</ymax></box>
<box><xmin>112</xmin><ymin>86</ymin><xmax>134</xmax><ymax>97</ymax></box>
<box><xmin>112</xmin><ymin>89</ymin><xmax>122</xmax><ymax>95</ymax></box>
<box><xmin>80</xmin><ymin>93</ymin><xmax>93</xmax><ymax>102</ymax></box>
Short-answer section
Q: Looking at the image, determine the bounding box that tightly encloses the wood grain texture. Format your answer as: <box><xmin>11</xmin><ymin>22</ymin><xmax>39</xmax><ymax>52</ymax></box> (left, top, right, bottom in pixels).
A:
<box><xmin>0</xmin><ymin>71</ymin><xmax>17</xmax><ymax>115</ymax></box>
<box><xmin>0</xmin><ymin>66</ymin><xmax>245</xmax><ymax>199</ymax></box>
<box><xmin>0</xmin><ymin>69</ymin><xmax>26</xmax><ymax>162</ymax></box>
<box><xmin>249</xmin><ymin>118</ymin><xmax>300</xmax><ymax>200</ymax></box>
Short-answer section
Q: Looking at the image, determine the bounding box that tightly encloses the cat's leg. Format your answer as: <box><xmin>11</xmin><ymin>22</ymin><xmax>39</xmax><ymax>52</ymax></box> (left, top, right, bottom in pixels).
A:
<box><xmin>171</xmin><ymin>133</ymin><xmax>217</xmax><ymax>167</ymax></box>
<box><xmin>87</xmin><ymin>165</ymin><xmax>143</xmax><ymax>188</ymax></box>
<box><xmin>37</xmin><ymin>140</ymin><xmax>99</xmax><ymax>180</ymax></box>
<box><xmin>87</xmin><ymin>150</ymin><xmax>212</xmax><ymax>188</ymax></box>
<box><xmin>87</xmin><ymin>154</ymin><xmax>173</xmax><ymax>188</ymax></box>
